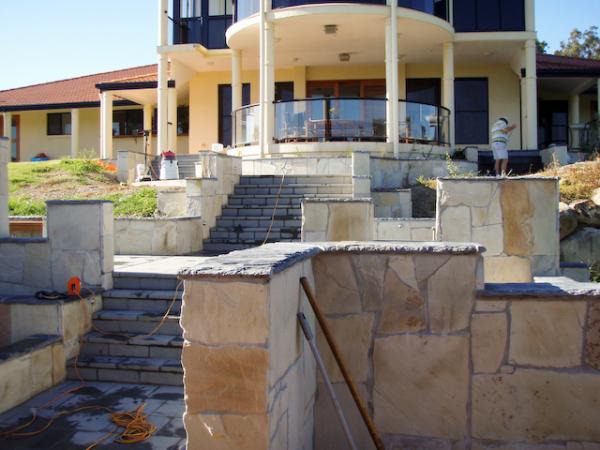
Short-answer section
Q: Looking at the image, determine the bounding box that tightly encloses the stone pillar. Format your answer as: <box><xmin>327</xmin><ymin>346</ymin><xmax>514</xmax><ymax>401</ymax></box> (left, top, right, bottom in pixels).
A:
<box><xmin>232</xmin><ymin>49</ymin><xmax>242</xmax><ymax>147</ymax></box>
<box><xmin>442</xmin><ymin>42</ymin><xmax>455</xmax><ymax>148</ymax></box>
<box><xmin>0</xmin><ymin>137</ymin><xmax>9</xmax><ymax>238</ymax></box>
<box><xmin>524</xmin><ymin>39</ymin><xmax>538</xmax><ymax>149</ymax></box>
<box><xmin>525</xmin><ymin>0</ymin><xmax>535</xmax><ymax>32</ymax></box>
<box><xmin>70</xmin><ymin>108</ymin><xmax>80</xmax><ymax>158</ymax></box>
<box><xmin>179</xmin><ymin>255</ymin><xmax>317</xmax><ymax>450</ymax></box>
<box><xmin>100</xmin><ymin>92</ymin><xmax>113</xmax><ymax>160</ymax></box>
<box><xmin>352</xmin><ymin>151</ymin><xmax>371</xmax><ymax>199</ymax></box>
<box><xmin>46</xmin><ymin>200</ymin><xmax>114</xmax><ymax>290</ymax></box>
<box><xmin>569</xmin><ymin>94</ymin><xmax>580</xmax><ymax>149</ymax></box>
<box><xmin>168</xmin><ymin>84</ymin><xmax>178</xmax><ymax>153</ymax></box>
<box><xmin>157</xmin><ymin>0</ymin><xmax>169</xmax><ymax>155</ymax></box>
<box><xmin>143</xmin><ymin>103</ymin><xmax>153</xmax><ymax>154</ymax></box>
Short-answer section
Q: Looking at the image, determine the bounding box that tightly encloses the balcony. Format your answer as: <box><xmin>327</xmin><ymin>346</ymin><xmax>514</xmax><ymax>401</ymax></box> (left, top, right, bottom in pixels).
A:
<box><xmin>233</xmin><ymin>98</ymin><xmax>450</xmax><ymax>147</ymax></box>
<box><xmin>235</xmin><ymin>0</ymin><xmax>449</xmax><ymax>22</ymax></box>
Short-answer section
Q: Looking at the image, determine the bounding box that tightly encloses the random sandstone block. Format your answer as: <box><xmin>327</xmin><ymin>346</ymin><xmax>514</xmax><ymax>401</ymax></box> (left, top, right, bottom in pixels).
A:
<box><xmin>184</xmin><ymin>412</ymin><xmax>268</xmax><ymax>450</ymax></box>
<box><xmin>472</xmin><ymin>313</ymin><xmax>507</xmax><ymax>373</ymax></box>
<box><xmin>509</xmin><ymin>301</ymin><xmax>586</xmax><ymax>368</ymax></box>
<box><xmin>374</xmin><ymin>335</ymin><xmax>469</xmax><ymax>439</ymax></box>
<box><xmin>584</xmin><ymin>303</ymin><xmax>600</xmax><ymax>371</ymax></box>
<box><xmin>312</xmin><ymin>254</ymin><xmax>362</xmax><ymax>314</ymax></box>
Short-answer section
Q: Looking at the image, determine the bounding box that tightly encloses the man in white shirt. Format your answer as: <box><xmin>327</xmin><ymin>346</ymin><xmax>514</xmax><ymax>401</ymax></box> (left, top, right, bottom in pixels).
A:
<box><xmin>491</xmin><ymin>117</ymin><xmax>517</xmax><ymax>176</ymax></box>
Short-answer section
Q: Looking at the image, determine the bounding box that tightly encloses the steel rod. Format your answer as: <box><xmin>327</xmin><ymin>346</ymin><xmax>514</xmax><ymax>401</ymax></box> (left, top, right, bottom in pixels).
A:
<box><xmin>297</xmin><ymin>313</ymin><xmax>359</xmax><ymax>450</ymax></box>
<box><xmin>300</xmin><ymin>277</ymin><xmax>386</xmax><ymax>450</ymax></box>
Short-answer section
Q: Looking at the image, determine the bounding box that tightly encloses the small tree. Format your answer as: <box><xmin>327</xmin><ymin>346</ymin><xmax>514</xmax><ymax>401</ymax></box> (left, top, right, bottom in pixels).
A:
<box><xmin>555</xmin><ymin>26</ymin><xmax>600</xmax><ymax>60</ymax></box>
<box><xmin>536</xmin><ymin>39</ymin><xmax>549</xmax><ymax>54</ymax></box>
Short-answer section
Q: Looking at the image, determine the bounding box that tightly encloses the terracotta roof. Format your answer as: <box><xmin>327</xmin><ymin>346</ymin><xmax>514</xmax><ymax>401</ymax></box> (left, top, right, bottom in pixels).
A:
<box><xmin>0</xmin><ymin>64</ymin><xmax>157</xmax><ymax>111</ymax></box>
<box><xmin>537</xmin><ymin>53</ymin><xmax>600</xmax><ymax>76</ymax></box>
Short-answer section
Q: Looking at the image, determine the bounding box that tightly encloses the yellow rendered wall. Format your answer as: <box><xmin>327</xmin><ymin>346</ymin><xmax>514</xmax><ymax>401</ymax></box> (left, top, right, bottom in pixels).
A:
<box><xmin>14</xmin><ymin>107</ymin><xmax>189</xmax><ymax>161</ymax></box>
<box><xmin>189</xmin><ymin>62</ymin><xmax>522</xmax><ymax>151</ymax></box>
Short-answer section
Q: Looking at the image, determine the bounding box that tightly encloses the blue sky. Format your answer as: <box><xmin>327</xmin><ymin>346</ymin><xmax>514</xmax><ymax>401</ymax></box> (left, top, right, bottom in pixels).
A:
<box><xmin>0</xmin><ymin>0</ymin><xmax>598</xmax><ymax>91</ymax></box>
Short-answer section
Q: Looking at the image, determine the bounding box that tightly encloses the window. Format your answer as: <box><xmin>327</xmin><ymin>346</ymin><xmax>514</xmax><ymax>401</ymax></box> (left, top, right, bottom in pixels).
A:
<box><xmin>209</xmin><ymin>0</ymin><xmax>233</xmax><ymax>16</ymax></box>
<box><xmin>177</xmin><ymin>106</ymin><xmax>190</xmax><ymax>135</ymax></box>
<box><xmin>113</xmin><ymin>110</ymin><xmax>143</xmax><ymax>137</ymax></box>
<box><xmin>454</xmin><ymin>78</ymin><xmax>489</xmax><ymax>145</ymax></box>
<box><xmin>47</xmin><ymin>112</ymin><xmax>71</xmax><ymax>136</ymax></box>
<box><xmin>218</xmin><ymin>83</ymin><xmax>251</xmax><ymax>147</ymax></box>
<box><xmin>181</xmin><ymin>0</ymin><xmax>201</xmax><ymax>18</ymax></box>
<box><xmin>453</xmin><ymin>0</ymin><xmax>525</xmax><ymax>32</ymax></box>
<box><xmin>275</xmin><ymin>82</ymin><xmax>294</xmax><ymax>102</ymax></box>
<box><xmin>406</xmin><ymin>78</ymin><xmax>441</xmax><ymax>105</ymax></box>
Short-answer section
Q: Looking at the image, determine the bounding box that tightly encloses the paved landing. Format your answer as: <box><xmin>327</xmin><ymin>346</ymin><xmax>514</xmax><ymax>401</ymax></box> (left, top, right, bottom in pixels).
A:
<box><xmin>0</xmin><ymin>381</ymin><xmax>185</xmax><ymax>450</ymax></box>
<box><xmin>114</xmin><ymin>255</ymin><xmax>209</xmax><ymax>277</ymax></box>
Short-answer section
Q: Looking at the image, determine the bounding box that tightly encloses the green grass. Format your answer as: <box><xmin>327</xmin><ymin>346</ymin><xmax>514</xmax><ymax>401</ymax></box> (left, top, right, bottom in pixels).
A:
<box><xmin>107</xmin><ymin>188</ymin><xmax>157</xmax><ymax>218</ymax></box>
<box><xmin>8</xmin><ymin>159</ymin><xmax>158</xmax><ymax>217</ymax></box>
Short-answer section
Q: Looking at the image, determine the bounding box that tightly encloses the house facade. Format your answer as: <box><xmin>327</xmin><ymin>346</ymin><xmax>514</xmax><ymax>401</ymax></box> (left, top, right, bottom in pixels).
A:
<box><xmin>1</xmin><ymin>0</ymin><xmax>599</xmax><ymax>162</ymax></box>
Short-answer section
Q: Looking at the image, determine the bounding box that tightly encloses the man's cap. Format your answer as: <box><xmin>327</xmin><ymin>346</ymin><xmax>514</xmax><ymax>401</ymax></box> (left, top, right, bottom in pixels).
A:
<box><xmin>498</xmin><ymin>117</ymin><xmax>509</xmax><ymax>125</ymax></box>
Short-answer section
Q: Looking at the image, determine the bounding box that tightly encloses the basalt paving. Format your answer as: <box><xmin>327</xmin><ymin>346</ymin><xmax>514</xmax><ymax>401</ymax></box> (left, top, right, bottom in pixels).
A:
<box><xmin>0</xmin><ymin>381</ymin><xmax>185</xmax><ymax>450</ymax></box>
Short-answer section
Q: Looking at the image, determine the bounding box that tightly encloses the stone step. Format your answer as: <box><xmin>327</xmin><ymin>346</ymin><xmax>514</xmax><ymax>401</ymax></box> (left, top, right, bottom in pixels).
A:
<box><xmin>92</xmin><ymin>310</ymin><xmax>182</xmax><ymax>335</ymax></box>
<box><xmin>101</xmin><ymin>289</ymin><xmax>182</xmax><ymax>313</ymax></box>
<box><xmin>221</xmin><ymin>206</ymin><xmax>302</xmax><ymax>217</ymax></box>
<box><xmin>80</xmin><ymin>332</ymin><xmax>182</xmax><ymax>359</ymax></box>
<box><xmin>208</xmin><ymin>229</ymin><xmax>300</xmax><ymax>241</ymax></box>
<box><xmin>238</xmin><ymin>175</ymin><xmax>351</xmax><ymax>185</ymax></box>
<box><xmin>215</xmin><ymin>217</ymin><xmax>301</xmax><ymax>228</ymax></box>
<box><xmin>204</xmin><ymin>238</ymin><xmax>298</xmax><ymax>245</ymax></box>
<box><xmin>67</xmin><ymin>355</ymin><xmax>182</xmax><ymax>386</ymax></box>
<box><xmin>113</xmin><ymin>274</ymin><xmax>180</xmax><ymax>291</ymax></box>
<box><xmin>201</xmin><ymin>242</ymin><xmax>265</xmax><ymax>254</ymax></box>
<box><xmin>234</xmin><ymin>184</ymin><xmax>352</xmax><ymax>195</ymax></box>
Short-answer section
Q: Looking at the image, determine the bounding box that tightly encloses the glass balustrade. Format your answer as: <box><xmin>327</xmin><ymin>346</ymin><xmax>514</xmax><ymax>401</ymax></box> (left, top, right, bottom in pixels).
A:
<box><xmin>399</xmin><ymin>100</ymin><xmax>450</xmax><ymax>145</ymax></box>
<box><xmin>233</xmin><ymin>104</ymin><xmax>261</xmax><ymax>146</ymax></box>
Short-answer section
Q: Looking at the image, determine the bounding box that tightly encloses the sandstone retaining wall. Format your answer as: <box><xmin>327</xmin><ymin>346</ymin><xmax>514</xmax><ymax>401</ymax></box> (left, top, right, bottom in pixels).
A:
<box><xmin>436</xmin><ymin>177</ymin><xmax>560</xmax><ymax>282</ymax></box>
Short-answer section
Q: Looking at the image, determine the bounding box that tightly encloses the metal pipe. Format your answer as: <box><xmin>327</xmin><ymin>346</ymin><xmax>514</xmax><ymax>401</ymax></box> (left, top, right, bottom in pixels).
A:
<box><xmin>297</xmin><ymin>313</ymin><xmax>359</xmax><ymax>450</ymax></box>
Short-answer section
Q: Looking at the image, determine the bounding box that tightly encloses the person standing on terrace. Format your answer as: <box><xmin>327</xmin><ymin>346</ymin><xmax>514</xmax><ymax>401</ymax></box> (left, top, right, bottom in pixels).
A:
<box><xmin>491</xmin><ymin>117</ymin><xmax>517</xmax><ymax>176</ymax></box>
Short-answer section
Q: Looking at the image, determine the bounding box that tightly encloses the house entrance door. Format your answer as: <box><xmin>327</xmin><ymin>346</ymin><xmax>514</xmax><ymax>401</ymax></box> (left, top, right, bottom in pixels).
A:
<box><xmin>0</xmin><ymin>115</ymin><xmax>20</xmax><ymax>162</ymax></box>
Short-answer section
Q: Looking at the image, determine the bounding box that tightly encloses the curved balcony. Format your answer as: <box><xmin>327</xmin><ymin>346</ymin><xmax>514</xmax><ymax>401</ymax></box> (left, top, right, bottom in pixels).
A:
<box><xmin>235</xmin><ymin>0</ymin><xmax>448</xmax><ymax>21</ymax></box>
<box><xmin>233</xmin><ymin>98</ymin><xmax>450</xmax><ymax>147</ymax></box>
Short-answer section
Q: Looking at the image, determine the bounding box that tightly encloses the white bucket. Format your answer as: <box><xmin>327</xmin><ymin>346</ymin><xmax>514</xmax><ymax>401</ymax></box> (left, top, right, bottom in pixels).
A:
<box><xmin>160</xmin><ymin>159</ymin><xmax>180</xmax><ymax>180</ymax></box>
<box><xmin>136</xmin><ymin>164</ymin><xmax>146</xmax><ymax>180</ymax></box>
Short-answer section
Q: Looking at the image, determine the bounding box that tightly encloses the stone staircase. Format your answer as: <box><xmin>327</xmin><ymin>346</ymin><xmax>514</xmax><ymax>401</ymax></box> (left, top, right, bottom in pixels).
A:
<box><xmin>151</xmin><ymin>154</ymin><xmax>202</xmax><ymax>179</ymax></box>
<box><xmin>67</xmin><ymin>272</ymin><xmax>184</xmax><ymax>386</ymax></box>
<box><xmin>201</xmin><ymin>175</ymin><xmax>353</xmax><ymax>255</ymax></box>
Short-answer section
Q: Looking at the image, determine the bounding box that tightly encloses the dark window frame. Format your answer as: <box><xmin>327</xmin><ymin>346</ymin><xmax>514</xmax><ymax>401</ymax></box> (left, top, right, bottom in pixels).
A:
<box><xmin>47</xmin><ymin>112</ymin><xmax>71</xmax><ymax>136</ymax></box>
<box><xmin>406</xmin><ymin>78</ymin><xmax>442</xmax><ymax>105</ymax></box>
<box><xmin>218</xmin><ymin>83</ymin><xmax>251</xmax><ymax>147</ymax></box>
<box><xmin>113</xmin><ymin>109</ymin><xmax>144</xmax><ymax>137</ymax></box>
<box><xmin>454</xmin><ymin>77</ymin><xmax>489</xmax><ymax>145</ymax></box>
<box><xmin>453</xmin><ymin>0</ymin><xmax>525</xmax><ymax>32</ymax></box>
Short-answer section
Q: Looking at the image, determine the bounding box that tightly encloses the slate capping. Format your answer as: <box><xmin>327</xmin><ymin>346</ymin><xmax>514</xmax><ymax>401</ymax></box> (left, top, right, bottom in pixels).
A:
<box><xmin>0</xmin><ymin>334</ymin><xmax>62</xmax><ymax>363</ymax></box>
<box><xmin>478</xmin><ymin>278</ymin><xmax>600</xmax><ymax>300</ymax></box>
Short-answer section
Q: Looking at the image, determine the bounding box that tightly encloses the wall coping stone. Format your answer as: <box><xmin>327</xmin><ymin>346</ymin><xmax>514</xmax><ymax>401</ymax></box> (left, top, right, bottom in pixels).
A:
<box><xmin>437</xmin><ymin>176</ymin><xmax>559</xmax><ymax>181</ymax></box>
<box><xmin>372</xmin><ymin>188</ymin><xmax>412</xmax><ymax>193</ymax></box>
<box><xmin>374</xmin><ymin>217</ymin><xmax>434</xmax><ymax>222</ymax></box>
<box><xmin>0</xmin><ymin>293</ymin><xmax>94</xmax><ymax>305</ymax></box>
<box><xmin>46</xmin><ymin>200</ymin><xmax>113</xmax><ymax>205</ymax></box>
<box><xmin>0</xmin><ymin>334</ymin><xmax>62</xmax><ymax>363</ymax></box>
<box><xmin>197</xmin><ymin>150</ymin><xmax>240</xmax><ymax>160</ymax></box>
<box><xmin>478</xmin><ymin>277</ymin><xmax>600</xmax><ymax>300</ymax></box>
<box><xmin>9</xmin><ymin>216</ymin><xmax>45</xmax><ymax>221</ymax></box>
<box><xmin>115</xmin><ymin>216</ymin><xmax>202</xmax><ymax>222</ymax></box>
<box><xmin>560</xmin><ymin>262</ymin><xmax>589</xmax><ymax>269</ymax></box>
<box><xmin>301</xmin><ymin>198</ymin><xmax>372</xmax><ymax>203</ymax></box>
<box><xmin>179</xmin><ymin>241</ymin><xmax>485</xmax><ymax>280</ymax></box>
<box><xmin>0</xmin><ymin>237</ymin><xmax>47</xmax><ymax>244</ymax></box>
<box><xmin>184</xmin><ymin>177</ymin><xmax>218</xmax><ymax>181</ymax></box>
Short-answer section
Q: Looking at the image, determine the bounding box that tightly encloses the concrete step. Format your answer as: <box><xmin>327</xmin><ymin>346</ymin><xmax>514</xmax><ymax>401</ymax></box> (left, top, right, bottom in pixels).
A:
<box><xmin>67</xmin><ymin>355</ymin><xmax>182</xmax><ymax>386</ymax></box>
<box><xmin>234</xmin><ymin>184</ymin><xmax>352</xmax><ymax>195</ymax></box>
<box><xmin>80</xmin><ymin>332</ymin><xmax>182</xmax><ymax>359</ymax></box>
<box><xmin>101</xmin><ymin>289</ymin><xmax>182</xmax><ymax>314</ymax></box>
<box><xmin>92</xmin><ymin>310</ymin><xmax>182</xmax><ymax>335</ymax></box>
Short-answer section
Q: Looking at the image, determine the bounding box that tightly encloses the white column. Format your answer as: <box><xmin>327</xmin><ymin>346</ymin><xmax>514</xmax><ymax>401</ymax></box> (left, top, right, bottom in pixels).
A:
<box><xmin>100</xmin><ymin>92</ymin><xmax>114</xmax><ymax>160</ymax></box>
<box><xmin>259</xmin><ymin>0</ymin><xmax>274</xmax><ymax>156</ymax></box>
<box><xmin>569</xmin><ymin>94</ymin><xmax>580</xmax><ymax>149</ymax></box>
<box><xmin>525</xmin><ymin>0</ymin><xmax>535</xmax><ymax>32</ymax></box>
<box><xmin>168</xmin><ymin>85</ymin><xmax>178</xmax><ymax>153</ymax></box>
<box><xmin>386</xmin><ymin>0</ymin><xmax>399</xmax><ymax>157</ymax></box>
<box><xmin>0</xmin><ymin>135</ymin><xmax>9</xmax><ymax>238</ymax></box>
<box><xmin>232</xmin><ymin>49</ymin><xmax>242</xmax><ymax>146</ymax></box>
<box><xmin>157</xmin><ymin>0</ymin><xmax>169</xmax><ymax>155</ymax></box>
<box><xmin>520</xmin><ymin>77</ymin><xmax>528</xmax><ymax>149</ymax></box>
<box><xmin>2</xmin><ymin>112</ymin><xmax>11</xmax><ymax>141</ymax></box>
<box><xmin>143</xmin><ymin>104</ymin><xmax>153</xmax><ymax>154</ymax></box>
<box><xmin>442</xmin><ymin>42</ymin><xmax>455</xmax><ymax>148</ymax></box>
<box><xmin>524</xmin><ymin>39</ymin><xmax>538</xmax><ymax>149</ymax></box>
<box><xmin>385</xmin><ymin>20</ymin><xmax>393</xmax><ymax>145</ymax></box>
<box><xmin>70</xmin><ymin>108</ymin><xmax>80</xmax><ymax>158</ymax></box>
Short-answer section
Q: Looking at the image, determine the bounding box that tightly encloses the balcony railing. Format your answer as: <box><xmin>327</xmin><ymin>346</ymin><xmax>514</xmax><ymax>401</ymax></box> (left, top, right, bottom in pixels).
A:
<box><xmin>233</xmin><ymin>98</ymin><xmax>450</xmax><ymax>147</ymax></box>
<box><xmin>235</xmin><ymin>0</ymin><xmax>448</xmax><ymax>22</ymax></box>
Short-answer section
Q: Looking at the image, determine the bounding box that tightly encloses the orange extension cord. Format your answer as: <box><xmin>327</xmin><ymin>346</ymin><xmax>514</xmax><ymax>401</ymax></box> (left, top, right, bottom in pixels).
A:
<box><xmin>0</xmin><ymin>281</ymin><xmax>183</xmax><ymax>448</ymax></box>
